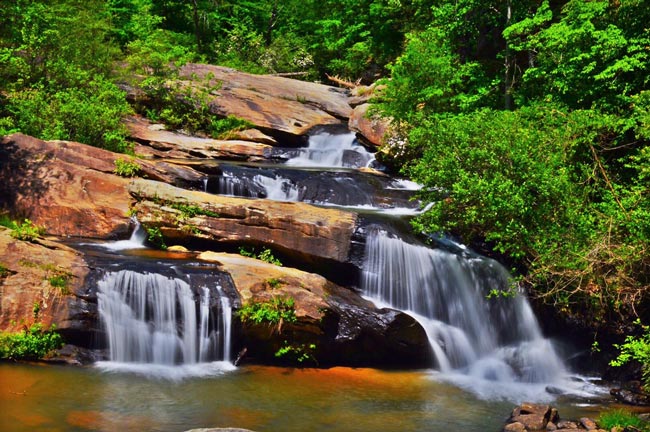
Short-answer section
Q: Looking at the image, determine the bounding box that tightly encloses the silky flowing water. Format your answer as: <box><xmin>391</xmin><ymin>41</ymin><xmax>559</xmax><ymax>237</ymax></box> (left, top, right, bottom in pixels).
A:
<box><xmin>2</xmin><ymin>130</ymin><xmax>613</xmax><ymax>431</ymax></box>
<box><xmin>0</xmin><ymin>363</ymin><xmax>607</xmax><ymax>432</ymax></box>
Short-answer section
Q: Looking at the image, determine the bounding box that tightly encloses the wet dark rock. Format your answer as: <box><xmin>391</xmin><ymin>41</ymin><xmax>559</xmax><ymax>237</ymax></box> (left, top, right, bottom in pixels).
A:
<box><xmin>199</xmin><ymin>252</ymin><xmax>432</xmax><ymax>368</ymax></box>
<box><xmin>610</xmin><ymin>384</ymin><xmax>650</xmax><ymax>406</ymax></box>
<box><xmin>505</xmin><ymin>404</ymin><xmax>604</xmax><ymax>432</ymax></box>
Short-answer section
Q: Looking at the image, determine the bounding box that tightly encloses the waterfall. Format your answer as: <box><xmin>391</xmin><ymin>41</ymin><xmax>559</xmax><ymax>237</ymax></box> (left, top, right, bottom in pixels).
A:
<box><xmin>253</xmin><ymin>174</ymin><xmax>301</xmax><ymax>201</ymax></box>
<box><xmin>100</xmin><ymin>217</ymin><xmax>147</xmax><ymax>251</ymax></box>
<box><xmin>97</xmin><ymin>270</ymin><xmax>232</xmax><ymax>366</ymax></box>
<box><xmin>361</xmin><ymin>228</ymin><xmax>566</xmax><ymax>386</ymax></box>
<box><xmin>286</xmin><ymin>131</ymin><xmax>375</xmax><ymax>168</ymax></box>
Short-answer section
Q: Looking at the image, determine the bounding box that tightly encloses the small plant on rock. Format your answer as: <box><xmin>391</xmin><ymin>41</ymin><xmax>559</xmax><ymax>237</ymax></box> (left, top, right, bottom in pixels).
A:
<box><xmin>113</xmin><ymin>158</ymin><xmax>141</xmax><ymax>177</ymax></box>
<box><xmin>237</xmin><ymin>296</ymin><xmax>296</xmax><ymax>333</ymax></box>
<box><xmin>10</xmin><ymin>219</ymin><xmax>44</xmax><ymax>242</ymax></box>
<box><xmin>146</xmin><ymin>226</ymin><xmax>167</xmax><ymax>250</ymax></box>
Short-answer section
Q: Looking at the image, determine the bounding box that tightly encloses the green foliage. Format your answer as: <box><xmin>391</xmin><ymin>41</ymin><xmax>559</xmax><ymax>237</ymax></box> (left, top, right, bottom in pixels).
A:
<box><xmin>275</xmin><ymin>342</ymin><xmax>317</xmax><ymax>364</ymax></box>
<box><xmin>113</xmin><ymin>158</ymin><xmax>141</xmax><ymax>177</ymax></box>
<box><xmin>145</xmin><ymin>226</ymin><xmax>167</xmax><ymax>250</ymax></box>
<box><xmin>0</xmin><ymin>264</ymin><xmax>8</xmax><ymax>278</ymax></box>
<box><xmin>48</xmin><ymin>275</ymin><xmax>69</xmax><ymax>292</ymax></box>
<box><xmin>0</xmin><ymin>1</ymin><xmax>132</xmax><ymax>152</ymax></box>
<box><xmin>266</xmin><ymin>278</ymin><xmax>283</xmax><ymax>289</ymax></box>
<box><xmin>9</xmin><ymin>219</ymin><xmax>44</xmax><ymax>242</ymax></box>
<box><xmin>611</xmin><ymin>320</ymin><xmax>650</xmax><ymax>389</ymax></box>
<box><xmin>170</xmin><ymin>203</ymin><xmax>219</xmax><ymax>219</ymax></box>
<box><xmin>239</xmin><ymin>247</ymin><xmax>282</xmax><ymax>266</ymax></box>
<box><xmin>598</xmin><ymin>409</ymin><xmax>647</xmax><ymax>430</ymax></box>
<box><xmin>0</xmin><ymin>324</ymin><xmax>64</xmax><ymax>361</ymax></box>
<box><xmin>237</xmin><ymin>297</ymin><xmax>297</xmax><ymax>329</ymax></box>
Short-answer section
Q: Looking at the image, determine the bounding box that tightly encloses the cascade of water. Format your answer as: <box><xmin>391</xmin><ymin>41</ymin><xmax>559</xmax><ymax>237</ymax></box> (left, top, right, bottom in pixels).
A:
<box><xmin>361</xmin><ymin>228</ymin><xmax>566</xmax><ymax>384</ymax></box>
<box><xmin>253</xmin><ymin>174</ymin><xmax>301</xmax><ymax>201</ymax></box>
<box><xmin>286</xmin><ymin>131</ymin><xmax>375</xmax><ymax>168</ymax></box>
<box><xmin>97</xmin><ymin>270</ymin><xmax>232</xmax><ymax>365</ymax></box>
<box><xmin>101</xmin><ymin>217</ymin><xmax>147</xmax><ymax>251</ymax></box>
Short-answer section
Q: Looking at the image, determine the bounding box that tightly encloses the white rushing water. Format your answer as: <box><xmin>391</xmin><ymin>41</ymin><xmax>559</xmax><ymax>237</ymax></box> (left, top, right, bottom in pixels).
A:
<box><xmin>286</xmin><ymin>131</ymin><xmax>375</xmax><ymax>168</ymax></box>
<box><xmin>100</xmin><ymin>218</ymin><xmax>148</xmax><ymax>251</ymax></box>
<box><xmin>361</xmin><ymin>228</ymin><xmax>590</xmax><ymax>401</ymax></box>
<box><xmin>96</xmin><ymin>270</ymin><xmax>234</xmax><ymax>378</ymax></box>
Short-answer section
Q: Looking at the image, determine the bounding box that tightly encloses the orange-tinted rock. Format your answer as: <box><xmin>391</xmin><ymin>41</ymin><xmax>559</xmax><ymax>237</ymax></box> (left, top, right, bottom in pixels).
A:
<box><xmin>348</xmin><ymin>103</ymin><xmax>391</xmax><ymax>147</ymax></box>
<box><xmin>130</xmin><ymin>179</ymin><xmax>357</xmax><ymax>263</ymax></box>
<box><xmin>0</xmin><ymin>134</ymin><xmax>131</xmax><ymax>238</ymax></box>
<box><xmin>0</xmin><ymin>228</ymin><xmax>89</xmax><ymax>336</ymax></box>
<box><xmin>125</xmin><ymin>115</ymin><xmax>273</xmax><ymax>161</ymax></box>
<box><xmin>177</xmin><ymin>64</ymin><xmax>352</xmax><ymax>140</ymax></box>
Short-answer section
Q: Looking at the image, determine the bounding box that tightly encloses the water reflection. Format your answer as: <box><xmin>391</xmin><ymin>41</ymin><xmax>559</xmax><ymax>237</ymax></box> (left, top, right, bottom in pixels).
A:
<box><xmin>0</xmin><ymin>363</ymin><xmax>608</xmax><ymax>432</ymax></box>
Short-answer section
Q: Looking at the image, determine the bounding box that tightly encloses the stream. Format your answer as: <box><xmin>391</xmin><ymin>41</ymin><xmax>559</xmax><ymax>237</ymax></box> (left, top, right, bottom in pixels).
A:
<box><xmin>2</xmin><ymin>129</ymin><xmax>613</xmax><ymax>431</ymax></box>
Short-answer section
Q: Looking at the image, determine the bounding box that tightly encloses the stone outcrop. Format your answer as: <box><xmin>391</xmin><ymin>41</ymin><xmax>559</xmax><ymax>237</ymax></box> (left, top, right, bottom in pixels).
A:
<box><xmin>348</xmin><ymin>103</ymin><xmax>392</xmax><ymax>147</ymax></box>
<box><xmin>129</xmin><ymin>179</ymin><xmax>358</xmax><ymax>265</ymax></box>
<box><xmin>125</xmin><ymin>115</ymin><xmax>273</xmax><ymax>161</ymax></box>
<box><xmin>173</xmin><ymin>64</ymin><xmax>352</xmax><ymax>143</ymax></box>
<box><xmin>0</xmin><ymin>228</ymin><xmax>94</xmax><ymax>346</ymax></box>
<box><xmin>198</xmin><ymin>252</ymin><xmax>432</xmax><ymax>367</ymax></box>
<box><xmin>0</xmin><ymin>134</ymin><xmax>132</xmax><ymax>238</ymax></box>
<box><xmin>504</xmin><ymin>403</ymin><xmax>606</xmax><ymax>432</ymax></box>
<box><xmin>0</xmin><ymin>134</ymin><xmax>210</xmax><ymax>239</ymax></box>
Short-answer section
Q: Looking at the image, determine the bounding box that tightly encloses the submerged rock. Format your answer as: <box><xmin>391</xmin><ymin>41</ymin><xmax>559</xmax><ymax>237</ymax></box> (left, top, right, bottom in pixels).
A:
<box><xmin>199</xmin><ymin>252</ymin><xmax>432</xmax><ymax>368</ymax></box>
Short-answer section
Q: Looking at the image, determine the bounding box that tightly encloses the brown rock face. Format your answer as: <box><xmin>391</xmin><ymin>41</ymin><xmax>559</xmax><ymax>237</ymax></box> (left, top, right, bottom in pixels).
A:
<box><xmin>0</xmin><ymin>133</ymin><xmax>210</xmax><ymax>239</ymax></box>
<box><xmin>348</xmin><ymin>103</ymin><xmax>391</xmax><ymax>147</ymax></box>
<box><xmin>199</xmin><ymin>252</ymin><xmax>432</xmax><ymax>367</ymax></box>
<box><xmin>177</xmin><ymin>64</ymin><xmax>352</xmax><ymax>143</ymax></box>
<box><xmin>129</xmin><ymin>179</ymin><xmax>357</xmax><ymax>264</ymax></box>
<box><xmin>0</xmin><ymin>134</ymin><xmax>132</xmax><ymax>238</ymax></box>
<box><xmin>0</xmin><ymin>229</ymin><xmax>94</xmax><ymax>344</ymax></box>
<box><xmin>125</xmin><ymin>115</ymin><xmax>273</xmax><ymax>161</ymax></box>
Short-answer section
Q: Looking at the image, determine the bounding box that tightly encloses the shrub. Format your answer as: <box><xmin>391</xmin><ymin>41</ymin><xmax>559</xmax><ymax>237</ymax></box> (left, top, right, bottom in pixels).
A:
<box><xmin>0</xmin><ymin>324</ymin><xmax>64</xmax><ymax>361</ymax></box>
<box><xmin>113</xmin><ymin>158</ymin><xmax>141</xmax><ymax>177</ymax></box>
<box><xmin>145</xmin><ymin>226</ymin><xmax>167</xmax><ymax>250</ymax></box>
<box><xmin>598</xmin><ymin>409</ymin><xmax>646</xmax><ymax>430</ymax></box>
<box><xmin>239</xmin><ymin>247</ymin><xmax>282</xmax><ymax>266</ymax></box>
<box><xmin>237</xmin><ymin>297</ymin><xmax>296</xmax><ymax>333</ymax></box>
<box><xmin>610</xmin><ymin>320</ymin><xmax>650</xmax><ymax>389</ymax></box>
<box><xmin>10</xmin><ymin>219</ymin><xmax>44</xmax><ymax>242</ymax></box>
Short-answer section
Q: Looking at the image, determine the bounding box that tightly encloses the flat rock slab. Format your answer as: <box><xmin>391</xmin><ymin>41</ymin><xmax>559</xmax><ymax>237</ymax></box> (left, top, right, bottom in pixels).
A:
<box><xmin>129</xmin><ymin>179</ymin><xmax>358</xmax><ymax>263</ymax></box>
<box><xmin>179</xmin><ymin>64</ymin><xmax>352</xmax><ymax>140</ymax></box>
<box><xmin>125</xmin><ymin>115</ymin><xmax>273</xmax><ymax>161</ymax></box>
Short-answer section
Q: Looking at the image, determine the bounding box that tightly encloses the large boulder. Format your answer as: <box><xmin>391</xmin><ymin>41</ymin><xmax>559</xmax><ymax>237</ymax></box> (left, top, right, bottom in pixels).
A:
<box><xmin>0</xmin><ymin>134</ymin><xmax>132</xmax><ymax>238</ymax></box>
<box><xmin>175</xmin><ymin>64</ymin><xmax>352</xmax><ymax>144</ymax></box>
<box><xmin>348</xmin><ymin>103</ymin><xmax>392</xmax><ymax>147</ymax></box>
<box><xmin>199</xmin><ymin>252</ymin><xmax>432</xmax><ymax>368</ymax></box>
<box><xmin>0</xmin><ymin>134</ymin><xmax>206</xmax><ymax>239</ymax></box>
<box><xmin>0</xmin><ymin>228</ymin><xmax>96</xmax><ymax>347</ymax></box>
<box><xmin>129</xmin><ymin>179</ymin><xmax>358</xmax><ymax>266</ymax></box>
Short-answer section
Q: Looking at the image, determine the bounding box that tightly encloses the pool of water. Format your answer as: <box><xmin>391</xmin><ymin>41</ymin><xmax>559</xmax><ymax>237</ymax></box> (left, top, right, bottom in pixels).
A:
<box><xmin>0</xmin><ymin>363</ymin><xmax>610</xmax><ymax>432</ymax></box>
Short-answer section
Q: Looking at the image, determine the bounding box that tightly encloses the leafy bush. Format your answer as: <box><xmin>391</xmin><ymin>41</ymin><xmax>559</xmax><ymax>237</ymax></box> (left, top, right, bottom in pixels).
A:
<box><xmin>275</xmin><ymin>342</ymin><xmax>317</xmax><ymax>364</ymax></box>
<box><xmin>9</xmin><ymin>219</ymin><xmax>44</xmax><ymax>242</ymax></box>
<box><xmin>598</xmin><ymin>409</ymin><xmax>646</xmax><ymax>430</ymax></box>
<box><xmin>145</xmin><ymin>226</ymin><xmax>167</xmax><ymax>250</ymax></box>
<box><xmin>170</xmin><ymin>203</ymin><xmax>219</xmax><ymax>218</ymax></box>
<box><xmin>611</xmin><ymin>320</ymin><xmax>650</xmax><ymax>389</ymax></box>
<box><xmin>113</xmin><ymin>158</ymin><xmax>141</xmax><ymax>177</ymax></box>
<box><xmin>237</xmin><ymin>297</ymin><xmax>296</xmax><ymax>333</ymax></box>
<box><xmin>0</xmin><ymin>324</ymin><xmax>64</xmax><ymax>361</ymax></box>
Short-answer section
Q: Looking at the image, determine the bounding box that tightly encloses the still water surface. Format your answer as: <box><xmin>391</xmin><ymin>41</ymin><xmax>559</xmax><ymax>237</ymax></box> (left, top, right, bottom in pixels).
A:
<box><xmin>0</xmin><ymin>363</ymin><xmax>606</xmax><ymax>432</ymax></box>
